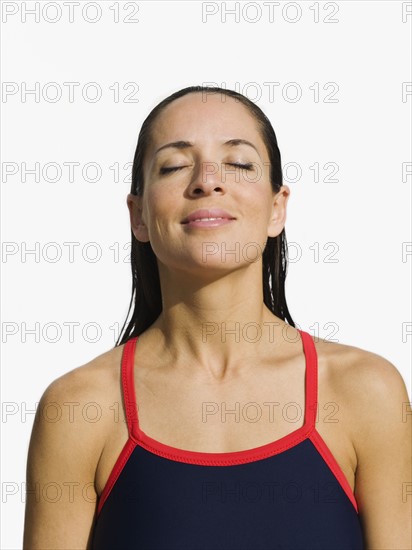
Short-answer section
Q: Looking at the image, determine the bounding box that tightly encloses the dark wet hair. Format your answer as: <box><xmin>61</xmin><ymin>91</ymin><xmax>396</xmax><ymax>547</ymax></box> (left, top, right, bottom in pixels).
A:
<box><xmin>114</xmin><ymin>86</ymin><xmax>295</xmax><ymax>347</ymax></box>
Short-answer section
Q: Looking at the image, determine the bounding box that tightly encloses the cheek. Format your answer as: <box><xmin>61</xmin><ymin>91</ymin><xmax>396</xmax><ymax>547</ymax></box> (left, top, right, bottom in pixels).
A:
<box><xmin>244</xmin><ymin>182</ymin><xmax>272</xmax><ymax>215</ymax></box>
<box><xmin>144</xmin><ymin>187</ymin><xmax>170</xmax><ymax>222</ymax></box>
<box><xmin>143</xmin><ymin>188</ymin><xmax>179</xmax><ymax>240</ymax></box>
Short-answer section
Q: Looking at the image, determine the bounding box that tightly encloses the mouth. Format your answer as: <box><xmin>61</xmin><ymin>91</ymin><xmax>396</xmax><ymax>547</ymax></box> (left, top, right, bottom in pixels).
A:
<box><xmin>182</xmin><ymin>218</ymin><xmax>236</xmax><ymax>228</ymax></box>
<box><xmin>181</xmin><ymin>209</ymin><xmax>236</xmax><ymax>225</ymax></box>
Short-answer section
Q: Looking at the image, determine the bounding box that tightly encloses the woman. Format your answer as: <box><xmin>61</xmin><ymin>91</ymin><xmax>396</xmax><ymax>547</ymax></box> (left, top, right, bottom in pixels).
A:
<box><xmin>23</xmin><ymin>86</ymin><xmax>411</xmax><ymax>549</ymax></box>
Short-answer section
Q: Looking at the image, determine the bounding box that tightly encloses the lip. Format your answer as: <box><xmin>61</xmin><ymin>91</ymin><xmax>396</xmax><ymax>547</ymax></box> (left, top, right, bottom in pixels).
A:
<box><xmin>181</xmin><ymin>209</ymin><xmax>236</xmax><ymax>224</ymax></box>
<box><xmin>183</xmin><ymin>218</ymin><xmax>235</xmax><ymax>228</ymax></box>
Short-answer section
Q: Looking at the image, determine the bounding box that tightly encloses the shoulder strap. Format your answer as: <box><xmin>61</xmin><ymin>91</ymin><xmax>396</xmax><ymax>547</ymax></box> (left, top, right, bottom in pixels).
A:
<box><xmin>121</xmin><ymin>336</ymin><xmax>140</xmax><ymax>439</ymax></box>
<box><xmin>121</xmin><ymin>331</ymin><xmax>318</xmax><ymax>437</ymax></box>
<box><xmin>297</xmin><ymin>329</ymin><xmax>318</xmax><ymax>430</ymax></box>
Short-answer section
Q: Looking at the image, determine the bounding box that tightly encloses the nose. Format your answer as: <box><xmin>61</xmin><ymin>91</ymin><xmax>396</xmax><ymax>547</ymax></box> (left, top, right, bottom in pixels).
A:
<box><xmin>187</xmin><ymin>159</ymin><xmax>225</xmax><ymax>196</ymax></box>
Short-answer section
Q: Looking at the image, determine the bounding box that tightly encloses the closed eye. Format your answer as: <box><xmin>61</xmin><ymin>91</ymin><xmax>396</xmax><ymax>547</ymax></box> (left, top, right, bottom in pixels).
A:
<box><xmin>159</xmin><ymin>166</ymin><xmax>186</xmax><ymax>175</ymax></box>
<box><xmin>159</xmin><ymin>162</ymin><xmax>254</xmax><ymax>176</ymax></box>
<box><xmin>227</xmin><ymin>163</ymin><xmax>254</xmax><ymax>170</ymax></box>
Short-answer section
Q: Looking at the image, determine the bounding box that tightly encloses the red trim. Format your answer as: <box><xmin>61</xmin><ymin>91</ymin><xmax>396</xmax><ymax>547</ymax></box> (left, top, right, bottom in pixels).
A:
<box><xmin>309</xmin><ymin>428</ymin><xmax>359</xmax><ymax>514</ymax></box>
<box><xmin>121</xmin><ymin>329</ymin><xmax>317</xmax><ymax>465</ymax></box>
<box><xmin>96</xmin><ymin>435</ymin><xmax>137</xmax><ymax>516</ymax></box>
<box><xmin>97</xmin><ymin>330</ymin><xmax>358</xmax><ymax>515</ymax></box>
<box><xmin>300</xmin><ymin>330</ymin><xmax>318</xmax><ymax>427</ymax></box>
<box><xmin>96</xmin><ymin>340</ymin><xmax>140</xmax><ymax>516</ymax></box>
<box><xmin>122</xmin><ymin>334</ymin><xmax>140</xmax><ymax>438</ymax></box>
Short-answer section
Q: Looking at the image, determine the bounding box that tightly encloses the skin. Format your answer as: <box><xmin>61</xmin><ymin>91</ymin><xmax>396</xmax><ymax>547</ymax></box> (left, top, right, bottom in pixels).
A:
<box><xmin>23</xmin><ymin>92</ymin><xmax>412</xmax><ymax>549</ymax></box>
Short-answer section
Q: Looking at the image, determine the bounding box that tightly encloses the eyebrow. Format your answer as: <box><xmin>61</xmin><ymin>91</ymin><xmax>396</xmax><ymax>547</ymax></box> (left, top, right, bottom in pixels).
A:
<box><xmin>154</xmin><ymin>138</ymin><xmax>260</xmax><ymax>156</ymax></box>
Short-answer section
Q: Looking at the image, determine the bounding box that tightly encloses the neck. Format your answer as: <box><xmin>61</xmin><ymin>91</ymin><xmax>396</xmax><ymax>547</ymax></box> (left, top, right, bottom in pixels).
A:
<box><xmin>146</xmin><ymin>261</ymin><xmax>296</xmax><ymax>381</ymax></box>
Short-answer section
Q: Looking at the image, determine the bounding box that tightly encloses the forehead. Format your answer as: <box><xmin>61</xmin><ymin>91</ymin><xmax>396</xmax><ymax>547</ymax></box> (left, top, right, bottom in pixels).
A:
<box><xmin>148</xmin><ymin>92</ymin><xmax>265</xmax><ymax>151</ymax></box>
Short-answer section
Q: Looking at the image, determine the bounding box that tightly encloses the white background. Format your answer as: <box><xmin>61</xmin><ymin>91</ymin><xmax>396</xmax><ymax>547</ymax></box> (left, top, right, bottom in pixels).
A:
<box><xmin>1</xmin><ymin>1</ymin><xmax>411</xmax><ymax>547</ymax></box>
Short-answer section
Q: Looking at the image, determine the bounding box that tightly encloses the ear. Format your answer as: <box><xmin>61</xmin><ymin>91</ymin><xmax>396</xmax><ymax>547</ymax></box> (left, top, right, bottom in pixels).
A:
<box><xmin>267</xmin><ymin>185</ymin><xmax>290</xmax><ymax>238</ymax></box>
<box><xmin>127</xmin><ymin>193</ymin><xmax>150</xmax><ymax>243</ymax></box>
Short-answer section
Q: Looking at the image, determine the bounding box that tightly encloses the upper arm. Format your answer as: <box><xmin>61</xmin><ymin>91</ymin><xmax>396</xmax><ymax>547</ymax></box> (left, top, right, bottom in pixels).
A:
<box><xmin>350</xmin><ymin>353</ymin><xmax>412</xmax><ymax>549</ymax></box>
<box><xmin>23</xmin><ymin>367</ymin><xmax>108</xmax><ymax>550</ymax></box>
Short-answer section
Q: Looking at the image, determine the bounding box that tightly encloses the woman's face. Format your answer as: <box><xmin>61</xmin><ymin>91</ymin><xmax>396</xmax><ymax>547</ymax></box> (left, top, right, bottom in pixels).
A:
<box><xmin>128</xmin><ymin>92</ymin><xmax>289</xmax><ymax>277</ymax></box>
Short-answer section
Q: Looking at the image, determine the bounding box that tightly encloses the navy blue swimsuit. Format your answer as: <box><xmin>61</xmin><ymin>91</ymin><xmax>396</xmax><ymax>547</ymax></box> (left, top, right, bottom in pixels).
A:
<box><xmin>91</xmin><ymin>329</ymin><xmax>364</xmax><ymax>549</ymax></box>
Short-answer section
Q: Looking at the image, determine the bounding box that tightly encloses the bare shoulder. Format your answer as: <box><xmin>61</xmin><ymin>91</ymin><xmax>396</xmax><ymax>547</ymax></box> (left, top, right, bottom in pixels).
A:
<box><xmin>29</xmin><ymin>342</ymin><xmax>127</xmax><ymax>474</ymax></box>
<box><xmin>313</xmin><ymin>335</ymin><xmax>410</xmax><ymax>448</ymax></box>
<box><xmin>46</xmin><ymin>346</ymin><xmax>124</xmax><ymax>396</ymax></box>
<box><xmin>42</xmin><ymin>343</ymin><xmax>124</xmax><ymax>402</ymax></box>
<box><xmin>314</xmin><ymin>334</ymin><xmax>408</xmax><ymax>397</ymax></box>
<box><xmin>24</xmin><ymin>343</ymin><xmax>127</xmax><ymax>549</ymax></box>
<box><xmin>312</xmin><ymin>337</ymin><xmax>412</xmax><ymax>547</ymax></box>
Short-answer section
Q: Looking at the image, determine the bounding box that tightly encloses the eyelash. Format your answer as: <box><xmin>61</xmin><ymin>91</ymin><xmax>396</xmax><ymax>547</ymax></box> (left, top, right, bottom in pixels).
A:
<box><xmin>159</xmin><ymin>163</ymin><xmax>254</xmax><ymax>175</ymax></box>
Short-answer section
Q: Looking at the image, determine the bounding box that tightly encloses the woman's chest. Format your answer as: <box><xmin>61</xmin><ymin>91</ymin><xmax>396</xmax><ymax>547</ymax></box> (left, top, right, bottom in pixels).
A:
<box><xmin>96</xmin><ymin>351</ymin><xmax>358</xmax><ymax>497</ymax></box>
